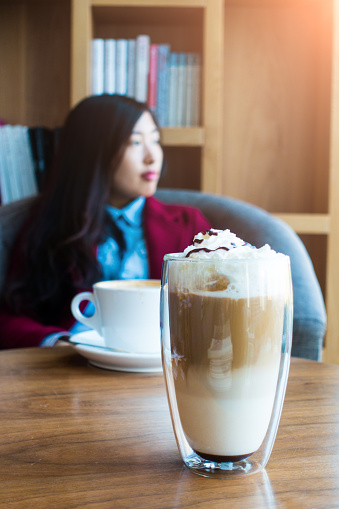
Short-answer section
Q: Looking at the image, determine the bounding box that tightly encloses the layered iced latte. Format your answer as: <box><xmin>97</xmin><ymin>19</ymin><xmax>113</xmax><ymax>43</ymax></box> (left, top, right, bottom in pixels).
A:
<box><xmin>161</xmin><ymin>229</ymin><xmax>293</xmax><ymax>473</ymax></box>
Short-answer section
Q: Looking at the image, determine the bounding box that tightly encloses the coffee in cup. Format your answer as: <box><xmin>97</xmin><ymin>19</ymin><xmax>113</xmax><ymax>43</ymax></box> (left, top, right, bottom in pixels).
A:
<box><xmin>71</xmin><ymin>279</ymin><xmax>161</xmax><ymax>354</ymax></box>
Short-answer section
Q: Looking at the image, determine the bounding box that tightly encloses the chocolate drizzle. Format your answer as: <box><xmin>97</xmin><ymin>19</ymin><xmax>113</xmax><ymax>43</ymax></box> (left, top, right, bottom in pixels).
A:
<box><xmin>185</xmin><ymin>229</ymin><xmax>253</xmax><ymax>258</ymax></box>
<box><xmin>185</xmin><ymin>246</ymin><xmax>231</xmax><ymax>258</ymax></box>
<box><xmin>192</xmin><ymin>230</ymin><xmax>219</xmax><ymax>247</ymax></box>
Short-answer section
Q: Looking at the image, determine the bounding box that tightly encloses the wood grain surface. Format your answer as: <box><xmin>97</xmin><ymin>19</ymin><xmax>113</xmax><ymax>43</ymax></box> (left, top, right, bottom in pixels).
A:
<box><xmin>0</xmin><ymin>347</ymin><xmax>338</xmax><ymax>508</ymax></box>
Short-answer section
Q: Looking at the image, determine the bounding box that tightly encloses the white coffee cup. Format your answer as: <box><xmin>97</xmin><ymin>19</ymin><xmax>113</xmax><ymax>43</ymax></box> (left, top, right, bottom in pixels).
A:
<box><xmin>71</xmin><ymin>280</ymin><xmax>161</xmax><ymax>354</ymax></box>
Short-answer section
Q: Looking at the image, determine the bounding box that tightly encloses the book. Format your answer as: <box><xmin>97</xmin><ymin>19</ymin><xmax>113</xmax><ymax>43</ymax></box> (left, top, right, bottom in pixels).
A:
<box><xmin>156</xmin><ymin>44</ymin><xmax>170</xmax><ymax>127</ymax></box>
<box><xmin>116</xmin><ymin>39</ymin><xmax>128</xmax><ymax>96</ymax></box>
<box><xmin>127</xmin><ymin>39</ymin><xmax>136</xmax><ymax>98</ymax></box>
<box><xmin>192</xmin><ymin>54</ymin><xmax>201</xmax><ymax>126</ymax></box>
<box><xmin>0</xmin><ymin>126</ymin><xmax>12</xmax><ymax>204</ymax></box>
<box><xmin>0</xmin><ymin>125</ymin><xmax>38</xmax><ymax>203</ymax></box>
<box><xmin>148</xmin><ymin>44</ymin><xmax>159</xmax><ymax>115</ymax></box>
<box><xmin>17</xmin><ymin>126</ymin><xmax>38</xmax><ymax>198</ymax></box>
<box><xmin>176</xmin><ymin>53</ymin><xmax>187</xmax><ymax>127</ymax></box>
<box><xmin>2</xmin><ymin>125</ymin><xmax>22</xmax><ymax>202</ymax></box>
<box><xmin>91</xmin><ymin>38</ymin><xmax>105</xmax><ymax>95</ymax></box>
<box><xmin>135</xmin><ymin>35</ymin><xmax>150</xmax><ymax>103</ymax></box>
<box><xmin>12</xmin><ymin>127</ymin><xmax>28</xmax><ymax>197</ymax></box>
<box><xmin>168</xmin><ymin>53</ymin><xmax>179</xmax><ymax>127</ymax></box>
<box><xmin>104</xmin><ymin>39</ymin><xmax>116</xmax><ymax>94</ymax></box>
<box><xmin>185</xmin><ymin>53</ymin><xmax>195</xmax><ymax>127</ymax></box>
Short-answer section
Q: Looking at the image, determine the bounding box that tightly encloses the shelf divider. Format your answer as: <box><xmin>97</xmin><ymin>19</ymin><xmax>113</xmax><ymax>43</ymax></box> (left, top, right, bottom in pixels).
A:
<box><xmin>161</xmin><ymin>127</ymin><xmax>204</xmax><ymax>146</ymax></box>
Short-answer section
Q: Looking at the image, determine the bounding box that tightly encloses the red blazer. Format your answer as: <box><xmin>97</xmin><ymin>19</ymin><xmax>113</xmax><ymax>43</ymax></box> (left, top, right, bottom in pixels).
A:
<box><xmin>0</xmin><ymin>196</ymin><xmax>210</xmax><ymax>349</ymax></box>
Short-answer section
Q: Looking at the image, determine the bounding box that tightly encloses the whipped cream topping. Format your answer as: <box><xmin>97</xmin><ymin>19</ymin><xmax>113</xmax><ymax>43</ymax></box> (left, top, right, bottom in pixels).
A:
<box><xmin>184</xmin><ymin>229</ymin><xmax>279</xmax><ymax>260</ymax></box>
<box><xmin>168</xmin><ymin>228</ymin><xmax>290</xmax><ymax>300</ymax></box>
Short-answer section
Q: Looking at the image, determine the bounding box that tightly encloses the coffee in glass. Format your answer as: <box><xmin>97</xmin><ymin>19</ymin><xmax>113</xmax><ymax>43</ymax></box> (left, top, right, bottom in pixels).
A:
<box><xmin>161</xmin><ymin>229</ymin><xmax>293</xmax><ymax>477</ymax></box>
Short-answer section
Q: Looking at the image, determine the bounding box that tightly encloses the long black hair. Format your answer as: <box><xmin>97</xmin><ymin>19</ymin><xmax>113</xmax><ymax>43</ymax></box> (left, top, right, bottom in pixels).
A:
<box><xmin>5</xmin><ymin>94</ymin><xmax>159</xmax><ymax>323</ymax></box>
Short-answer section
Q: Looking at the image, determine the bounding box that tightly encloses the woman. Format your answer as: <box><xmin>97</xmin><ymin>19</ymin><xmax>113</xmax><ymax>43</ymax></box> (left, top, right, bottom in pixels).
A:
<box><xmin>0</xmin><ymin>95</ymin><xmax>210</xmax><ymax>348</ymax></box>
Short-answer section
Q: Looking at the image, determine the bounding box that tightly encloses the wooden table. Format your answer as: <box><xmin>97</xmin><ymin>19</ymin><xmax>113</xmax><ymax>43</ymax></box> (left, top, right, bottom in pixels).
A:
<box><xmin>0</xmin><ymin>348</ymin><xmax>339</xmax><ymax>509</ymax></box>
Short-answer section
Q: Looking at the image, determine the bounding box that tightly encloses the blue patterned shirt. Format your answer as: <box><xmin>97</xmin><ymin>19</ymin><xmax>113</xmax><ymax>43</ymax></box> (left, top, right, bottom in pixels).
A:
<box><xmin>97</xmin><ymin>196</ymin><xmax>149</xmax><ymax>280</ymax></box>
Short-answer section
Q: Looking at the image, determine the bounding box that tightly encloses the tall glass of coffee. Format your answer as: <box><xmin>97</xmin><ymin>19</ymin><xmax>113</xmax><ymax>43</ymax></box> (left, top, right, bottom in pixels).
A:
<box><xmin>161</xmin><ymin>229</ymin><xmax>293</xmax><ymax>477</ymax></box>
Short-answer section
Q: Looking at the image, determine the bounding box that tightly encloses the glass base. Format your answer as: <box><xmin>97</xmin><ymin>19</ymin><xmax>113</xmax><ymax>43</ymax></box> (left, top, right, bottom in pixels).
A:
<box><xmin>184</xmin><ymin>452</ymin><xmax>263</xmax><ymax>478</ymax></box>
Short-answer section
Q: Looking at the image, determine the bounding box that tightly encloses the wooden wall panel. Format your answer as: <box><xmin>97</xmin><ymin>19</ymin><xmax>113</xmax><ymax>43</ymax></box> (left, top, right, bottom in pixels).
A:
<box><xmin>24</xmin><ymin>1</ymin><xmax>71</xmax><ymax>127</ymax></box>
<box><xmin>222</xmin><ymin>3</ymin><xmax>332</xmax><ymax>215</ymax></box>
<box><xmin>0</xmin><ymin>3</ymin><xmax>26</xmax><ymax>125</ymax></box>
<box><xmin>0</xmin><ymin>0</ymin><xmax>71</xmax><ymax>128</ymax></box>
<box><xmin>312</xmin><ymin>2</ymin><xmax>332</xmax><ymax>214</ymax></box>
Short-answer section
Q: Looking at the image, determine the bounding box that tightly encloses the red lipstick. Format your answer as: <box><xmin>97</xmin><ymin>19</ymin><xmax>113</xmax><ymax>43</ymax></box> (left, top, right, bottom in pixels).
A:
<box><xmin>142</xmin><ymin>171</ymin><xmax>159</xmax><ymax>181</ymax></box>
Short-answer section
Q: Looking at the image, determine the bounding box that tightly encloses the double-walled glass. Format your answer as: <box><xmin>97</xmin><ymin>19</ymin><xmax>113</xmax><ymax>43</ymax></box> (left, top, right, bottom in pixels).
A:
<box><xmin>161</xmin><ymin>254</ymin><xmax>293</xmax><ymax>478</ymax></box>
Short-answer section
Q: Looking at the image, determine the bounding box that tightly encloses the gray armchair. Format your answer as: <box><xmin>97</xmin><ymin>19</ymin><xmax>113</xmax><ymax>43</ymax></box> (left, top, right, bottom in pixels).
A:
<box><xmin>0</xmin><ymin>189</ymin><xmax>326</xmax><ymax>360</ymax></box>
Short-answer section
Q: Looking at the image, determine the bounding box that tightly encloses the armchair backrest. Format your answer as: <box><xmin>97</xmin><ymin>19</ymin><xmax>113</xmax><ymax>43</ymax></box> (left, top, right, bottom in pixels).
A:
<box><xmin>0</xmin><ymin>196</ymin><xmax>35</xmax><ymax>297</ymax></box>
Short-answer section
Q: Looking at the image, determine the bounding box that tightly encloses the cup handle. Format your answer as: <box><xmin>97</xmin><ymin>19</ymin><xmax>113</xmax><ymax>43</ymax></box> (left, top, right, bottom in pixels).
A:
<box><xmin>71</xmin><ymin>291</ymin><xmax>102</xmax><ymax>335</ymax></box>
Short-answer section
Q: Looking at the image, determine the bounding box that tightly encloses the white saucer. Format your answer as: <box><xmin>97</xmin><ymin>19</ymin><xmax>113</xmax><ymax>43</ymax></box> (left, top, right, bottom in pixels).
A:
<box><xmin>67</xmin><ymin>330</ymin><xmax>163</xmax><ymax>373</ymax></box>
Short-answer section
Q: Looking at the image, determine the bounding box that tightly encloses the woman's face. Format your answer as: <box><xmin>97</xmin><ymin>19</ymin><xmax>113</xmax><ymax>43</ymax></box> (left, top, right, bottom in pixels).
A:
<box><xmin>109</xmin><ymin>111</ymin><xmax>164</xmax><ymax>208</ymax></box>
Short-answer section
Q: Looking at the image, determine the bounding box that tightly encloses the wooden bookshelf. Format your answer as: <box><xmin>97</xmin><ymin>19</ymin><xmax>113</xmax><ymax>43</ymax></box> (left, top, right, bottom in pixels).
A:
<box><xmin>161</xmin><ymin>127</ymin><xmax>204</xmax><ymax>147</ymax></box>
<box><xmin>2</xmin><ymin>0</ymin><xmax>339</xmax><ymax>363</ymax></box>
<box><xmin>273</xmin><ymin>214</ymin><xmax>331</xmax><ymax>235</ymax></box>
